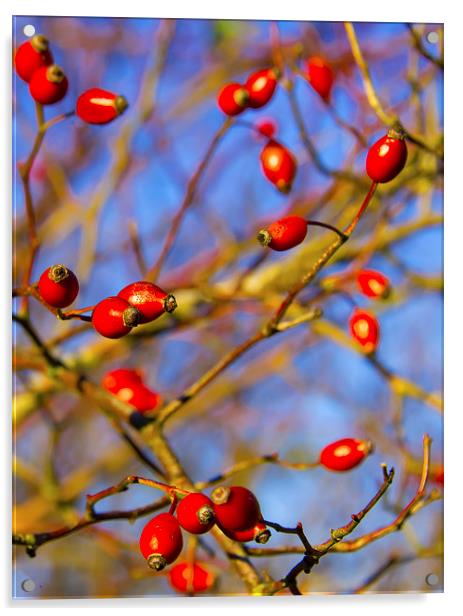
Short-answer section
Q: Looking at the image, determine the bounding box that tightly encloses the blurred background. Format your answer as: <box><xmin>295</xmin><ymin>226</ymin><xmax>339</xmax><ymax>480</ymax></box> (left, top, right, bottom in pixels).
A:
<box><xmin>13</xmin><ymin>16</ymin><xmax>443</xmax><ymax>597</ymax></box>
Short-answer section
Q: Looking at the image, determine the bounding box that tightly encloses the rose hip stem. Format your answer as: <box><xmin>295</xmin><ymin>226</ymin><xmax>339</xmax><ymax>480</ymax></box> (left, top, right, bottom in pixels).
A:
<box><xmin>306</xmin><ymin>220</ymin><xmax>347</xmax><ymax>240</ymax></box>
<box><xmin>57</xmin><ymin>305</ymin><xmax>96</xmax><ymax>320</ymax></box>
<box><xmin>18</xmin><ymin>106</ymin><xmax>76</xmax><ymax>314</ymax></box>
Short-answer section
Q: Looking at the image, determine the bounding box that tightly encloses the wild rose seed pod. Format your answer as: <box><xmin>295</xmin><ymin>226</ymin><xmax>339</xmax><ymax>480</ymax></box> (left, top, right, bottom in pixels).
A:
<box><xmin>320</xmin><ymin>438</ymin><xmax>372</xmax><ymax>471</ymax></box>
<box><xmin>76</xmin><ymin>88</ymin><xmax>128</xmax><ymax>124</ymax></box>
<box><xmin>211</xmin><ymin>486</ymin><xmax>261</xmax><ymax>532</ymax></box>
<box><xmin>349</xmin><ymin>308</ymin><xmax>380</xmax><ymax>353</ymax></box>
<box><xmin>176</xmin><ymin>493</ymin><xmax>216</xmax><ymax>535</ymax></box>
<box><xmin>118</xmin><ymin>281</ymin><xmax>177</xmax><ymax>324</ymax></box>
<box><xmin>29</xmin><ymin>64</ymin><xmax>68</xmax><ymax>105</ymax></box>
<box><xmin>356</xmin><ymin>269</ymin><xmax>391</xmax><ymax>299</ymax></box>
<box><xmin>257</xmin><ymin>216</ymin><xmax>308</xmax><ymax>251</ymax></box>
<box><xmin>260</xmin><ymin>139</ymin><xmax>297</xmax><ymax>193</ymax></box>
<box><xmin>92</xmin><ymin>297</ymin><xmax>140</xmax><ymax>339</ymax></box>
<box><xmin>38</xmin><ymin>264</ymin><xmax>79</xmax><ymax>308</ymax></box>
<box><xmin>139</xmin><ymin>512</ymin><xmax>183</xmax><ymax>571</ymax></box>
<box><xmin>168</xmin><ymin>561</ymin><xmax>215</xmax><ymax>594</ymax></box>
<box><xmin>217</xmin><ymin>83</ymin><xmax>249</xmax><ymax>116</ymax></box>
<box><xmin>366</xmin><ymin>129</ymin><xmax>408</xmax><ymax>183</ymax></box>
<box><xmin>14</xmin><ymin>34</ymin><xmax>53</xmax><ymax>82</ymax></box>
<box><xmin>306</xmin><ymin>56</ymin><xmax>334</xmax><ymax>102</ymax></box>
<box><xmin>245</xmin><ymin>68</ymin><xmax>279</xmax><ymax>109</ymax></box>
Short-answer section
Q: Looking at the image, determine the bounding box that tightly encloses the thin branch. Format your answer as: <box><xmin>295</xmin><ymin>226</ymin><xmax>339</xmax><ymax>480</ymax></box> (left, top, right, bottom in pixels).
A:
<box><xmin>146</xmin><ymin>116</ymin><xmax>233</xmax><ymax>281</ymax></box>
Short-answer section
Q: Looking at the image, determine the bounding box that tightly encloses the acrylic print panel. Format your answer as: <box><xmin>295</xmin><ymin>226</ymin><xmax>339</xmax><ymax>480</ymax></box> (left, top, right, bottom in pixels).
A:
<box><xmin>12</xmin><ymin>15</ymin><xmax>443</xmax><ymax>598</ymax></box>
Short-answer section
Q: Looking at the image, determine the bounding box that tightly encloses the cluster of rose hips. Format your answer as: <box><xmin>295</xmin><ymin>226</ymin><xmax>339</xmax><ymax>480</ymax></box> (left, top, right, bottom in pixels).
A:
<box><xmin>14</xmin><ymin>34</ymin><xmax>128</xmax><ymax>124</ymax></box>
<box><xmin>139</xmin><ymin>439</ymin><xmax>371</xmax><ymax>581</ymax></box>
<box><xmin>37</xmin><ymin>265</ymin><xmax>177</xmax><ymax>339</ymax></box>
<box><xmin>217</xmin><ymin>67</ymin><xmax>297</xmax><ymax>193</ymax></box>
<box><xmin>139</xmin><ymin>486</ymin><xmax>269</xmax><ymax>573</ymax></box>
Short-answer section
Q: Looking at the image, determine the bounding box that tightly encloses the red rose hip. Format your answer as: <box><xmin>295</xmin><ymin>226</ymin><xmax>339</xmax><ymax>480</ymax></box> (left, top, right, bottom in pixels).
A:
<box><xmin>255</xmin><ymin>118</ymin><xmax>277</xmax><ymax>140</ymax></box>
<box><xmin>257</xmin><ymin>215</ymin><xmax>307</xmax><ymax>251</ymax></box>
<box><xmin>217</xmin><ymin>83</ymin><xmax>249</xmax><ymax>116</ymax></box>
<box><xmin>320</xmin><ymin>438</ymin><xmax>372</xmax><ymax>471</ymax></box>
<box><xmin>366</xmin><ymin>129</ymin><xmax>408</xmax><ymax>183</ymax></box>
<box><xmin>356</xmin><ymin>269</ymin><xmax>390</xmax><ymax>299</ymax></box>
<box><xmin>38</xmin><ymin>264</ymin><xmax>79</xmax><ymax>308</ymax></box>
<box><xmin>102</xmin><ymin>368</ymin><xmax>144</xmax><ymax>393</ymax></box>
<box><xmin>211</xmin><ymin>486</ymin><xmax>261</xmax><ymax>532</ymax></box>
<box><xmin>176</xmin><ymin>493</ymin><xmax>215</xmax><ymax>535</ymax></box>
<box><xmin>29</xmin><ymin>64</ymin><xmax>68</xmax><ymax>105</ymax></box>
<box><xmin>219</xmin><ymin>520</ymin><xmax>271</xmax><ymax>544</ymax></box>
<box><xmin>260</xmin><ymin>139</ymin><xmax>297</xmax><ymax>193</ymax></box>
<box><xmin>245</xmin><ymin>68</ymin><xmax>279</xmax><ymax>109</ymax></box>
<box><xmin>168</xmin><ymin>561</ymin><xmax>215</xmax><ymax>594</ymax></box>
<box><xmin>14</xmin><ymin>34</ymin><xmax>53</xmax><ymax>82</ymax></box>
<box><xmin>306</xmin><ymin>56</ymin><xmax>334</xmax><ymax>103</ymax></box>
<box><xmin>117</xmin><ymin>281</ymin><xmax>177</xmax><ymax>324</ymax></box>
<box><xmin>76</xmin><ymin>88</ymin><xmax>128</xmax><ymax>124</ymax></box>
<box><xmin>92</xmin><ymin>296</ymin><xmax>140</xmax><ymax>339</ymax></box>
<box><xmin>139</xmin><ymin>512</ymin><xmax>183</xmax><ymax>571</ymax></box>
<box><xmin>349</xmin><ymin>308</ymin><xmax>380</xmax><ymax>353</ymax></box>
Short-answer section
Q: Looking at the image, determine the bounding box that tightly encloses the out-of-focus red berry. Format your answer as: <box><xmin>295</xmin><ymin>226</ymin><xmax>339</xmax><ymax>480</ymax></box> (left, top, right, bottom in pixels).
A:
<box><xmin>260</xmin><ymin>139</ymin><xmax>297</xmax><ymax>193</ymax></box>
<box><xmin>168</xmin><ymin>561</ymin><xmax>215</xmax><ymax>594</ymax></box>
<box><xmin>217</xmin><ymin>83</ymin><xmax>249</xmax><ymax>116</ymax></box>
<box><xmin>356</xmin><ymin>269</ymin><xmax>391</xmax><ymax>299</ymax></box>
<box><xmin>349</xmin><ymin>308</ymin><xmax>380</xmax><ymax>353</ymax></box>
<box><xmin>245</xmin><ymin>68</ymin><xmax>279</xmax><ymax>108</ymax></box>
<box><xmin>306</xmin><ymin>56</ymin><xmax>334</xmax><ymax>102</ymax></box>
<box><xmin>320</xmin><ymin>438</ymin><xmax>372</xmax><ymax>471</ymax></box>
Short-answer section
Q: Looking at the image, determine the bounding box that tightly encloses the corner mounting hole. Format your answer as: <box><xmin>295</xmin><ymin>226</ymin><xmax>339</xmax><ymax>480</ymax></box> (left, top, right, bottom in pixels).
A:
<box><xmin>425</xmin><ymin>573</ymin><xmax>439</xmax><ymax>587</ymax></box>
<box><xmin>23</xmin><ymin>25</ymin><xmax>36</xmax><ymax>37</ymax></box>
<box><xmin>426</xmin><ymin>31</ymin><xmax>439</xmax><ymax>44</ymax></box>
<box><xmin>21</xmin><ymin>578</ymin><xmax>36</xmax><ymax>592</ymax></box>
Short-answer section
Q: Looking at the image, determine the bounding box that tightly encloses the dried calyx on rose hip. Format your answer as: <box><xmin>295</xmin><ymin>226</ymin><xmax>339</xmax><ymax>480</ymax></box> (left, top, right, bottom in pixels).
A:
<box><xmin>92</xmin><ymin>296</ymin><xmax>141</xmax><ymax>339</ymax></box>
<box><xmin>349</xmin><ymin>308</ymin><xmax>380</xmax><ymax>354</ymax></box>
<box><xmin>76</xmin><ymin>88</ymin><xmax>128</xmax><ymax>124</ymax></box>
<box><xmin>14</xmin><ymin>34</ymin><xmax>53</xmax><ymax>82</ymax></box>
<box><xmin>305</xmin><ymin>56</ymin><xmax>334</xmax><ymax>103</ymax></box>
<box><xmin>320</xmin><ymin>438</ymin><xmax>373</xmax><ymax>471</ymax></box>
<box><xmin>217</xmin><ymin>82</ymin><xmax>249</xmax><ymax>116</ymax></box>
<box><xmin>29</xmin><ymin>64</ymin><xmax>68</xmax><ymax>105</ymax></box>
<box><xmin>102</xmin><ymin>368</ymin><xmax>161</xmax><ymax>413</ymax></box>
<box><xmin>245</xmin><ymin>67</ymin><xmax>280</xmax><ymax>109</ymax></box>
<box><xmin>356</xmin><ymin>269</ymin><xmax>391</xmax><ymax>299</ymax></box>
<box><xmin>117</xmin><ymin>281</ymin><xmax>177</xmax><ymax>324</ymax></box>
<box><xmin>38</xmin><ymin>264</ymin><xmax>79</xmax><ymax>308</ymax></box>
<box><xmin>257</xmin><ymin>215</ymin><xmax>307</xmax><ymax>251</ymax></box>
<box><xmin>219</xmin><ymin>519</ymin><xmax>271</xmax><ymax>544</ymax></box>
<box><xmin>260</xmin><ymin>139</ymin><xmax>297</xmax><ymax>193</ymax></box>
<box><xmin>168</xmin><ymin>561</ymin><xmax>216</xmax><ymax>594</ymax></box>
<box><xmin>176</xmin><ymin>493</ymin><xmax>215</xmax><ymax>535</ymax></box>
<box><xmin>365</xmin><ymin>128</ymin><xmax>408</xmax><ymax>183</ymax></box>
<box><xmin>139</xmin><ymin>512</ymin><xmax>183</xmax><ymax>571</ymax></box>
<box><xmin>211</xmin><ymin>486</ymin><xmax>262</xmax><ymax>533</ymax></box>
